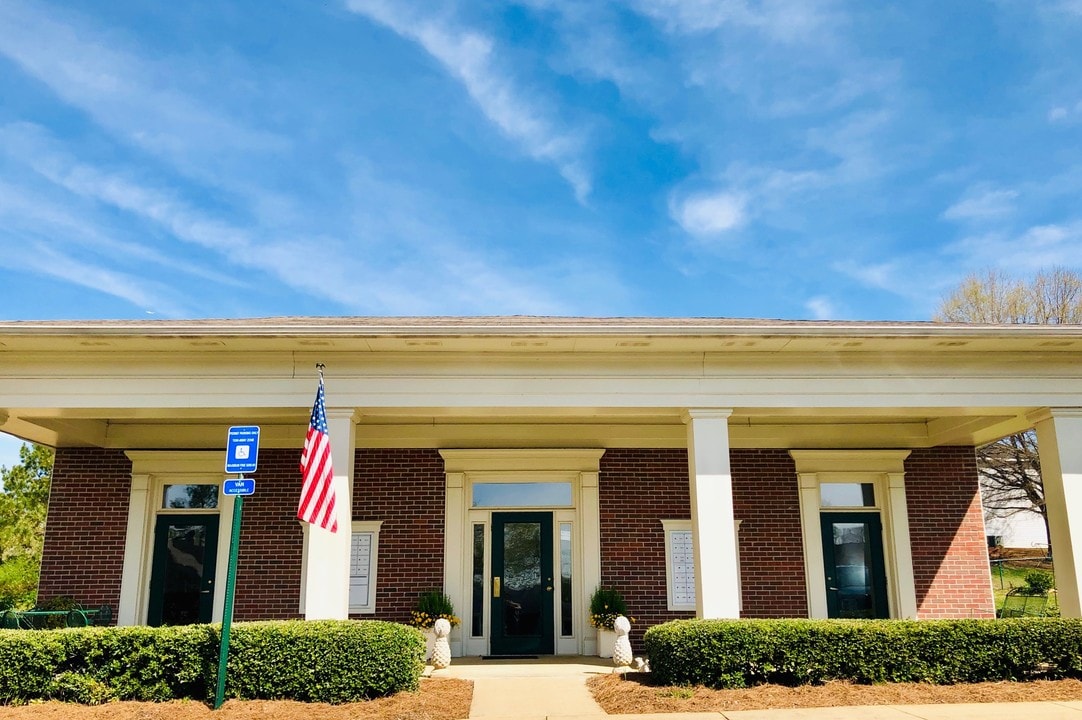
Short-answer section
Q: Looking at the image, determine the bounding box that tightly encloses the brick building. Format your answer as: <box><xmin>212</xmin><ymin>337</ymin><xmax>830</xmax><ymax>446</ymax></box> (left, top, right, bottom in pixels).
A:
<box><xmin>2</xmin><ymin>316</ymin><xmax>1081</xmax><ymax>656</ymax></box>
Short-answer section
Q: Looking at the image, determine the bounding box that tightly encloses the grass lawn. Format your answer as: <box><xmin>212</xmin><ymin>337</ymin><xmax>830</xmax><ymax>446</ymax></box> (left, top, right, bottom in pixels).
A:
<box><xmin>990</xmin><ymin>551</ymin><xmax>1057</xmax><ymax>616</ymax></box>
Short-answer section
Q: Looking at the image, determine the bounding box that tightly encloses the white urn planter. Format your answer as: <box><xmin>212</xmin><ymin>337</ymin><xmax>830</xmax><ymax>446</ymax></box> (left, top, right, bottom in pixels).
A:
<box><xmin>597</xmin><ymin>628</ymin><xmax>616</xmax><ymax>658</ymax></box>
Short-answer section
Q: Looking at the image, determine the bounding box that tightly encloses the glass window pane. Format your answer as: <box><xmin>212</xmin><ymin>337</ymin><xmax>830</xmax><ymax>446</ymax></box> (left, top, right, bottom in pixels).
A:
<box><xmin>163</xmin><ymin>484</ymin><xmax>218</xmax><ymax>509</ymax></box>
<box><xmin>471</xmin><ymin>524</ymin><xmax>484</xmax><ymax>637</ymax></box>
<box><xmin>560</xmin><ymin>523</ymin><xmax>572</xmax><ymax>637</ymax></box>
<box><xmin>820</xmin><ymin>483</ymin><xmax>874</xmax><ymax>508</ymax></box>
<box><xmin>472</xmin><ymin>482</ymin><xmax>572</xmax><ymax>508</ymax></box>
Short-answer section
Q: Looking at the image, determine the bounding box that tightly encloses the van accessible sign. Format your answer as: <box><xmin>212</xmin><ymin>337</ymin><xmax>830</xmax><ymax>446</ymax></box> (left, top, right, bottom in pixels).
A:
<box><xmin>224</xmin><ymin>425</ymin><xmax>260</xmax><ymax>474</ymax></box>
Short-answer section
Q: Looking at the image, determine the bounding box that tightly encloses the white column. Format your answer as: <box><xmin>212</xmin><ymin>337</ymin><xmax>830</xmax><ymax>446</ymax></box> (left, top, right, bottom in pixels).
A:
<box><xmin>683</xmin><ymin>409</ymin><xmax>740</xmax><ymax>618</ymax></box>
<box><xmin>886</xmin><ymin>471</ymin><xmax>918</xmax><ymax>619</ymax></box>
<box><xmin>580</xmin><ymin>469</ymin><xmax>601</xmax><ymax>655</ymax></box>
<box><xmin>117</xmin><ymin>473</ymin><xmax>151</xmax><ymax>625</ymax></box>
<box><xmin>443</xmin><ymin>472</ymin><xmax>466</xmax><ymax>657</ymax></box>
<box><xmin>797</xmin><ymin>472</ymin><xmax>827</xmax><ymax>619</ymax></box>
<box><xmin>302</xmin><ymin>410</ymin><xmax>357</xmax><ymax>620</ymax></box>
<box><xmin>1033</xmin><ymin>408</ymin><xmax>1082</xmax><ymax>618</ymax></box>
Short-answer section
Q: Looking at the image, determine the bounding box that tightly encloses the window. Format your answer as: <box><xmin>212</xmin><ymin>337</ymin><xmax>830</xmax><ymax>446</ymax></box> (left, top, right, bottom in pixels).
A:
<box><xmin>349</xmin><ymin>521</ymin><xmax>383</xmax><ymax>613</ymax></box>
<box><xmin>820</xmin><ymin>482</ymin><xmax>875</xmax><ymax>508</ymax></box>
<box><xmin>472</xmin><ymin>482</ymin><xmax>572</xmax><ymax>508</ymax></box>
<box><xmin>162</xmin><ymin>484</ymin><xmax>218</xmax><ymax>509</ymax></box>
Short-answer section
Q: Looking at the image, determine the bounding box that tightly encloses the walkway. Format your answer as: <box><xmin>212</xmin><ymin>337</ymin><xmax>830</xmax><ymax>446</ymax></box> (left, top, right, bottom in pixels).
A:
<box><xmin>428</xmin><ymin>656</ymin><xmax>1082</xmax><ymax>720</ymax></box>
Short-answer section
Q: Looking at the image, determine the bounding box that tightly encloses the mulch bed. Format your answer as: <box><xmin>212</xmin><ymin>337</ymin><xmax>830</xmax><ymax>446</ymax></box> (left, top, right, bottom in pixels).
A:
<box><xmin>589</xmin><ymin>673</ymin><xmax>1082</xmax><ymax>713</ymax></box>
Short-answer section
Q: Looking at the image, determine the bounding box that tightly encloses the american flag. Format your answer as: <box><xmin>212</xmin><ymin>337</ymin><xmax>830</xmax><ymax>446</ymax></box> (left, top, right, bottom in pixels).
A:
<box><xmin>298</xmin><ymin>374</ymin><xmax>338</xmax><ymax>532</ymax></box>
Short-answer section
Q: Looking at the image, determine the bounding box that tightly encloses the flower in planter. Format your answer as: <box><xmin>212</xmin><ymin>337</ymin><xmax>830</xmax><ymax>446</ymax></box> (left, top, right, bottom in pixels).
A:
<box><xmin>410</xmin><ymin>590</ymin><xmax>460</xmax><ymax>629</ymax></box>
<box><xmin>589</xmin><ymin>586</ymin><xmax>633</xmax><ymax>630</ymax></box>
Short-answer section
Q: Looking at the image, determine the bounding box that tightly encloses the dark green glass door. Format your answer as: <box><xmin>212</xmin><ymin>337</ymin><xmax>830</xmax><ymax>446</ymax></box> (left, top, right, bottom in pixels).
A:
<box><xmin>491</xmin><ymin>512</ymin><xmax>554</xmax><ymax>655</ymax></box>
<box><xmin>147</xmin><ymin>514</ymin><xmax>220</xmax><ymax>626</ymax></box>
<box><xmin>821</xmin><ymin>512</ymin><xmax>889</xmax><ymax>619</ymax></box>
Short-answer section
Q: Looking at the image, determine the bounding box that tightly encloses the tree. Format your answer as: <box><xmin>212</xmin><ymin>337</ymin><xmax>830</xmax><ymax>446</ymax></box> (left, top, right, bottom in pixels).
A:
<box><xmin>936</xmin><ymin>267</ymin><xmax>1082</xmax><ymax>551</ymax></box>
<box><xmin>0</xmin><ymin>442</ymin><xmax>53</xmax><ymax>608</ymax></box>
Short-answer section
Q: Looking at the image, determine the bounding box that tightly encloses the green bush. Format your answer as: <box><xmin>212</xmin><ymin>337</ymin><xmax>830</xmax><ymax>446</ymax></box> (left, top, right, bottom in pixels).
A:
<box><xmin>644</xmin><ymin>618</ymin><xmax>1082</xmax><ymax>688</ymax></box>
<box><xmin>589</xmin><ymin>586</ymin><xmax>629</xmax><ymax>630</ymax></box>
<box><xmin>225</xmin><ymin>620</ymin><xmax>424</xmax><ymax>703</ymax></box>
<box><xmin>46</xmin><ymin>672</ymin><xmax>116</xmax><ymax>705</ymax></box>
<box><xmin>0</xmin><ymin>558</ymin><xmax>39</xmax><ymax>611</ymax></box>
<box><xmin>0</xmin><ymin>619</ymin><xmax>423</xmax><ymax>705</ymax></box>
<box><xmin>1023</xmin><ymin>570</ymin><xmax>1055</xmax><ymax>596</ymax></box>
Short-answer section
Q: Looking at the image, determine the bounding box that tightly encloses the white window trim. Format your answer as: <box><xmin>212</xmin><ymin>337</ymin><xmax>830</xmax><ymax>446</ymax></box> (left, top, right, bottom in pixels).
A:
<box><xmin>349</xmin><ymin>521</ymin><xmax>383</xmax><ymax>614</ymax></box>
<box><xmin>120</xmin><ymin>451</ymin><xmax>232</xmax><ymax>626</ymax></box>
<box><xmin>661</xmin><ymin>519</ymin><xmax>742</xmax><ymax>613</ymax></box>
<box><xmin>791</xmin><ymin>450</ymin><xmax>916</xmax><ymax>620</ymax></box>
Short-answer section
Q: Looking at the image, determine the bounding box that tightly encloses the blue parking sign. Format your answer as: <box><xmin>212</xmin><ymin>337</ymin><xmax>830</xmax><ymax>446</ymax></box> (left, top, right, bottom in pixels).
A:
<box><xmin>225</xmin><ymin>425</ymin><xmax>260</xmax><ymax>473</ymax></box>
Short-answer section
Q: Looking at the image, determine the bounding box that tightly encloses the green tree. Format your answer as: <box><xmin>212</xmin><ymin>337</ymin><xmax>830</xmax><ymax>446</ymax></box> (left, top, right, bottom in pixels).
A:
<box><xmin>0</xmin><ymin>442</ymin><xmax>53</xmax><ymax>608</ymax></box>
<box><xmin>936</xmin><ymin>267</ymin><xmax>1082</xmax><ymax>550</ymax></box>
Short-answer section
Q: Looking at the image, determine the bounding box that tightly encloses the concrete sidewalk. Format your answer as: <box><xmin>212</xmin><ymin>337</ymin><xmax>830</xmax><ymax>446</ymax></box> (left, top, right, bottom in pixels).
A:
<box><xmin>427</xmin><ymin>656</ymin><xmax>1082</xmax><ymax>720</ymax></box>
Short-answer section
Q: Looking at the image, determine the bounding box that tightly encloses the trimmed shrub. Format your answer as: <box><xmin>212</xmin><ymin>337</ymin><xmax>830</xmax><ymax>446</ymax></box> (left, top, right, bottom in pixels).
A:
<box><xmin>47</xmin><ymin>672</ymin><xmax>116</xmax><ymax>705</ymax></box>
<box><xmin>0</xmin><ymin>619</ymin><xmax>423</xmax><ymax>705</ymax></box>
<box><xmin>644</xmin><ymin>618</ymin><xmax>1082</xmax><ymax>688</ymax></box>
<box><xmin>225</xmin><ymin>620</ymin><xmax>425</xmax><ymax>703</ymax></box>
<box><xmin>0</xmin><ymin>629</ymin><xmax>68</xmax><ymax>703</ymax></box>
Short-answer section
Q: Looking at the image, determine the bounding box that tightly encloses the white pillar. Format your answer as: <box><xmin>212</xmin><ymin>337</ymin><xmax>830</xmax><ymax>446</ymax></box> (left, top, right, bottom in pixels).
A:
<box><xmin>117</xmin><ymin>473</ymin><xmax>151</xmax><ymax>625</ymax></box>
<box><xmin>886</xmin><ymin>471</ymin><xmax>918</xmax><ymax>619</ymax></box>
<box><xmin>683</xmin><ymin>409</ymin><xmax>740</xmax><ymax>618</ymax></box>
<box><xmin>443</xmin><ymin>472</ymin><xmax>465</xmax><ymax>657</ymax></box>
<box><xmin>1033</xmin><ymin>408</ymin><xmax>1082</xmax><ymax>618</ymax></box>
<box><xmin>302</xmin><ymin>410</ymin><xmax>357</xmax><ymax>619</ymax></box>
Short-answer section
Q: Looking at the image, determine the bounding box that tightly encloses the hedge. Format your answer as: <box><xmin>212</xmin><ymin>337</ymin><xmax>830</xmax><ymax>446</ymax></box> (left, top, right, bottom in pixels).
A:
<box><xmin>643</xmin><ymin>618</ymin><xmax>1082</xmax><ymax>688</ymax></box>
<box><xmin>0</xmin><ymin>619</ymin><xmax>424</xmax><ymax>705</ymax></box>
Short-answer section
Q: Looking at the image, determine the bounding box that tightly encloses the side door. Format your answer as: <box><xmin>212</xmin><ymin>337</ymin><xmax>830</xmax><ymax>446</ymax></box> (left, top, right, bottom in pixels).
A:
<box><xmin>820</xmin><ymin>511</ymin><xmax>889</xmax><ymax>619</ymax></box>
<box><xmin>147</xmin><ymin>513</ymin><xmax>220</xmax><ymax>626</ymax></box>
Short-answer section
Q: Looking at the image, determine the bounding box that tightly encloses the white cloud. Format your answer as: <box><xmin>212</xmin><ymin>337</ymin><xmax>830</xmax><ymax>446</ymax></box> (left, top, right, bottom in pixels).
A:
<box><xmin>345</xmin><ymin>0</ymin><xmax>592</xmax><ymax>201</ymax></box>
<box><xmin>943</xmin><ymin>186</ymin><xmax>1020</xmax><ymax>222</ymax></box>
<box><xmin>805</xmin><ymin>296</ymin><xmax>838</xmax><ymax>320</ymax></box>
<box><xmin>670</xmin><ymin>191</ymin><xmax>747</xmax><ymax>236</ymax></box>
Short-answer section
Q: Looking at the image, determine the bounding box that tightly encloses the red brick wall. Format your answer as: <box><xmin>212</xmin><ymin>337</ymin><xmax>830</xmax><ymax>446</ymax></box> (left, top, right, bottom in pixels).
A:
<box><xmin>38</xmin><ymin>448</ymin><xmax>132</xmax><ymax>619</ymax></box>
<box><xmin>234</xmin><ymin>449</ymin><xmax>304</xmax><ymax>620</ymax></box>
<box><xmin>351</xmin><ymin>448</ymin><xmax>445</xmax><ymax>623</ymax></box>
<box><xmin>731</xmin><ymin>449</ymin><xmax>808</xmax><ymax>618</ymax></box>
<box><xmin>599</xmin><ymin>448</ymin><xmax>694</xmax><ymax>647</ymax></box>
<box><xmin>599</xmin><ymin>448</ymin><xmax>808</xmax><ymax>647</ymax></box>
<box><xmin>906</xmin><ymin>446</ymin><xmax>994</xmax><ymax>618</ymax></box>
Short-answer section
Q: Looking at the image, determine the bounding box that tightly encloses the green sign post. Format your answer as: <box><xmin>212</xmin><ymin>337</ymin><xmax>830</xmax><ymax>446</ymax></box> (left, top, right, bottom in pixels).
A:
<box><xmin>215</xmin><ymin>427</ymin><xmax>259</xmax><ymax>710</ymax></box>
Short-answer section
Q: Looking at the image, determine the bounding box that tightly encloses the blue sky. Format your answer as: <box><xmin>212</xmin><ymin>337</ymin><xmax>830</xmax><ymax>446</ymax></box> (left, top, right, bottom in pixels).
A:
<box><xmin>1</xmin><ymin>1</ymin><xmax>1082</xmax><ymax>470</ymax></box>
<box><xmin>2</xmin><ymin>0</ymin><xmax>1081</xmax><ymax>325</ymax></box>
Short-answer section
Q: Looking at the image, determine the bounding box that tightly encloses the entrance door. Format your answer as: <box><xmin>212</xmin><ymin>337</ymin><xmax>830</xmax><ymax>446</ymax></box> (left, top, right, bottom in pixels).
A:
<box><xmin>147</xmin><ymin>514</ymin><xmax>220</xmax><ymax>626</ymax></box>
<box><xmin>820</xmin><ymin>512</ymin><xmax>889</xmax><ymax>619</ymax></box>
<box><xmin>491</xmin><ymin>512</ymin><xmax>554</xmax><ymax>655</ymax></box>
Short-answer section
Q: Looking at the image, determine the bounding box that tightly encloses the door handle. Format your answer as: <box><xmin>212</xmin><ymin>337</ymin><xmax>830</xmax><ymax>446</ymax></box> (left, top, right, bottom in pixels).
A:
<box><xmin>493</xmin><ymin>576</ymin><xmax>501</xmax><ymax>598</ymax></box>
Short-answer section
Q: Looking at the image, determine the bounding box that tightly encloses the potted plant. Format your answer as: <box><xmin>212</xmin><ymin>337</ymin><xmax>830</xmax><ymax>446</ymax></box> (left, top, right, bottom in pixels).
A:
<box><xmin>589</xmin><ymin>586</ymin><xmax>630</xmax><ymax>658</ymax></box>
<box><xmin>410</xmin><ymin>590</ymin><xmax>460</xmax><ymax>659</ymax></box>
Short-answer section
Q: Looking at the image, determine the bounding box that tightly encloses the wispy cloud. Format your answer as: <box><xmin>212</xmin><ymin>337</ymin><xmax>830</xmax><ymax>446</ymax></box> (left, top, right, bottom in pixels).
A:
<box><xmin>946</xmin><ymin>222</ymin><xmax>1082</xmax><ymax>273</ymax></box>
<box><xmin>0</xmin><ymin>0</ymin><xmax>286</xmax><ymax>179</ymax></box>
<box><xmin>943</xmin><ymin>186</ymin><xmax>1020</xmax><ymax>222</ymax></box>
<box><xmin>345</xmin><ymin>0</ymin><xmax>592</xmax><ymax>201</ymax></box>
